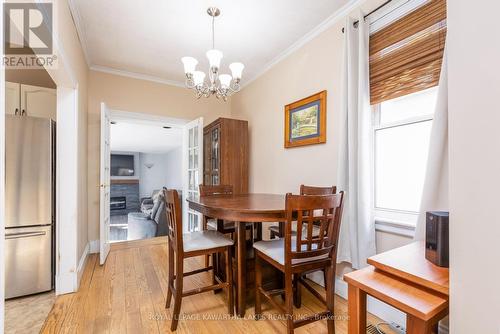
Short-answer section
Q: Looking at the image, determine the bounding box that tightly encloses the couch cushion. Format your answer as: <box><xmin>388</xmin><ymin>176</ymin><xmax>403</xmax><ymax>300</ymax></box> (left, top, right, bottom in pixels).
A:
<box><xmin>253</xmin><ymin>237</ymin><xmax>329</xmax><ymax>265</ymax></box>
<box><xmin>150</xmin><ymin>193</ymin><xmax>162</xmax><ymax>219</ymax></box>
<box><xmin>183</xmin><ymin>230</ymin><xmax>234</xmax><ymax>253</ymax></box>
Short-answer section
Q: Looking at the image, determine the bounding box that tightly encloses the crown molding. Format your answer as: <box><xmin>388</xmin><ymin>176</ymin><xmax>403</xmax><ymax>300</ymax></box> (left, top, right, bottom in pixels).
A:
<box><xmin>67</xmin><ymin>0</ymin><xmax>91</xmax><ymax>67</ymax></box>
<box><xmin>90</xmin><ymin>65</ymin><xmax>185</xmax><ymax>88</ymax></box>
<box><xmin>242</xmin><ymin>0</ymin><xmax>366</xmax><ymax>88</ymax></box>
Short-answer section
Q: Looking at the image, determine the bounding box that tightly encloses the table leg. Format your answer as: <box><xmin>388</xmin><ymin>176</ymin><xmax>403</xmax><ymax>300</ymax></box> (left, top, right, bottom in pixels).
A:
<box><xmin>236</xmin><ymin>221</ymin><xmax>247</xmax><ymax>317</ymax></box>
<box><xmin>407</xmin><ymin>315</ymin><xmax>433</xmax><ymax>334</ymax></box>
<box><xmin>348</xmin><ymin>284</ymin><xmax>366</xmax><ymax>334</ymax></box>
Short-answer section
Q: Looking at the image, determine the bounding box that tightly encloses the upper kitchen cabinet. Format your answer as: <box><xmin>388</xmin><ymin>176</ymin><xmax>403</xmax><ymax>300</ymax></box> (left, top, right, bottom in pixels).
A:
<box><xmin>5</xmin><ymin>82</ymin><xmax>56</xmax><ymax>120</ymax></box>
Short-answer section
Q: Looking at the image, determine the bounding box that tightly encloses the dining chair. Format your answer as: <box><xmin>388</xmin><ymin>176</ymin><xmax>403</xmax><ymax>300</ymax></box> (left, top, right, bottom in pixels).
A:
<box><xmin>254</xmin><ymin>192</ymin><xmax>345</xmax><ymax>334</ymax></box>
<box><xmin>269</xmin><ymin>185</ymin><xmax>337</xmax><ymax>239</ymax></box>
<box><xmin>163</xmin><ymin>189</ymin><xmax>234</xmax><ymax>331</ymax></box>
<box><xmin>199</xmin><ymin>184</ymin><xmax>255</xmax><ymax>268</ymax></box>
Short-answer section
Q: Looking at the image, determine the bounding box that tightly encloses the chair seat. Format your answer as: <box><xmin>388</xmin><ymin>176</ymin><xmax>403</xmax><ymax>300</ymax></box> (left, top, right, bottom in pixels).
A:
<box><xmin>183</xmin><ymin>230</ymin><xmax>234</xmax><ymax>253</ymax></box>
<box><xmin>253</xmin><ymin>237</ymin><xmax>328</xmax><ymax>265</ymax></box>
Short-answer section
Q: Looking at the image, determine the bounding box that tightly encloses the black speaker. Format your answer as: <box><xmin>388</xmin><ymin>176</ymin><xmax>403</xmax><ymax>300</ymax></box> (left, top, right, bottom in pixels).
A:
<box><xmin>425</xmin><ymin>211</ymin><xmax>449</xmax><ymax>267</ymax></box>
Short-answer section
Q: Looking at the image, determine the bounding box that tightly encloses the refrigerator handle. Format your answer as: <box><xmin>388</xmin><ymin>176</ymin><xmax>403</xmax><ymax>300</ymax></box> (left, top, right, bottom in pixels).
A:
<box><xmin>6</xmin><ymin>231</ymin><xmax>47</xmax><ymax>239</ymax></box>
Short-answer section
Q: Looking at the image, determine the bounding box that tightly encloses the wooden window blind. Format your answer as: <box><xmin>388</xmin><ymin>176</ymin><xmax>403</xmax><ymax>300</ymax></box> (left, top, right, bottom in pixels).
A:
<box><xmin>369</xmin><ymin>0</ymin><xmax>446</xmax><ymax>105</ymax></box>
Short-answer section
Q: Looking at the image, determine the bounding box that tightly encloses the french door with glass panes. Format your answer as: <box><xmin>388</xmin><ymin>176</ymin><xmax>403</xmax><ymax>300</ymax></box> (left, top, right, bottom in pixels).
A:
<box><xmin>183</xmin><ymin>118</ymin><xmax>203</xmax><ymax>233</ymax></box>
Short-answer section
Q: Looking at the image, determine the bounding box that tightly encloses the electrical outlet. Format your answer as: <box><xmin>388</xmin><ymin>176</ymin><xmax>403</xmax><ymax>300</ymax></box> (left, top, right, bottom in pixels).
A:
<box><xmin>389</xmin><ymin>321</ymin><xmax>406</xmax><ymax>334</ymax></box>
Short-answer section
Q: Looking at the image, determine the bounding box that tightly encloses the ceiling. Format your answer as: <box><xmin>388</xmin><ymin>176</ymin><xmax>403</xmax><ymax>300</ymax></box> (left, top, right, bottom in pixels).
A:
<box><xmin>110</xmin><ymin>121</ymin><xmax>183</xmax><ymax>154</ymax></box>
<box><xmin>70</xmin><ymin>0</ymin><xmax>352</xmax><ymax>85</ymax></box>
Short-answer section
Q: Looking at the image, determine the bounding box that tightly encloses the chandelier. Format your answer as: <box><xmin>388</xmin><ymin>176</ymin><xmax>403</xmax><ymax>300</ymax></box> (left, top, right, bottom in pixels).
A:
<box><xmin>181</xmin><ymin>7</ymin><xmax>244</xmax><ymax>101</ymax></box>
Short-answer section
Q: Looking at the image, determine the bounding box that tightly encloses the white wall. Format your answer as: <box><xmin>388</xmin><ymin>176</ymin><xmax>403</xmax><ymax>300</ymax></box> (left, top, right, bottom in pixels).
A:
<box><xmin>447</xmin><ymin>0</ymin><xmax>500</xmax><ymax>332</ymax></box>
<box><xmin>139</xmin><ymin>148</ymin><xmax>182</xmax><ymax>198</ymax></box>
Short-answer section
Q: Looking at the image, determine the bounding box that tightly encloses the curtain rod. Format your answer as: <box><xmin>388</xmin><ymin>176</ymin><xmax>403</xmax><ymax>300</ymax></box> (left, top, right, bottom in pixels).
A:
<box><xmin>341</xmin><ymin>0</ymin><xmax>393</xmax><ymax>33</ymax></box>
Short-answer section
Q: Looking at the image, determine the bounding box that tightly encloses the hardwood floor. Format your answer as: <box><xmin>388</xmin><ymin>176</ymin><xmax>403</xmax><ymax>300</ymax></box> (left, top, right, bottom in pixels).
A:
<box><xmin>41</xmin><ymin>237</ymin><xmax>391</xmax><ymax>333</ymax></box>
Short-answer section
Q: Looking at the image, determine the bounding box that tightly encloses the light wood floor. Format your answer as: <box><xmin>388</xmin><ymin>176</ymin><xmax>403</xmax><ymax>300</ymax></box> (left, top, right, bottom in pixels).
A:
<box><xmin>41</xmin><ymin>237</ymin><xmax>390</xmax><ymax>333</ymax></box>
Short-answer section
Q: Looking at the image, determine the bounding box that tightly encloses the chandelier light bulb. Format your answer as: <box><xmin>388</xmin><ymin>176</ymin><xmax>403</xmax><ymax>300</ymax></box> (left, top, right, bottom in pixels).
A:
<box><xmin>229</xmin><ymin>62</ymin><xmax>244</xmax><ymax>80</ymax></box>
<box><xmin>206</xmin><ymin>49</ymin><xmax>223</xmax><ymax>69</ymax></box>
<box><xmin>181</xmin><ymin>56</ymin><xmax>198</xmax><ymax>75</ymax></box>
<box><xmin>218</xmin><ymin>74</ymin><xmax>232</xmax><ymax>89</ymax></box>
<box><xmin>193</xmin><ymin>71</ymin><xmax>206</xmax><ymax>86</ymax></box>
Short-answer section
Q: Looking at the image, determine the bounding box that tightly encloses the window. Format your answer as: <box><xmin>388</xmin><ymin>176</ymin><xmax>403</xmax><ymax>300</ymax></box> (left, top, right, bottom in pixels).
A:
<box><xmin>368</xmin><ymin>0</ymin><xmax>446</xmax><ymax>228</ymax></box>
<box><xmin>373</xmin><ymin>87</ymin><xmax>438</xmax><ymax>225</ymax></box>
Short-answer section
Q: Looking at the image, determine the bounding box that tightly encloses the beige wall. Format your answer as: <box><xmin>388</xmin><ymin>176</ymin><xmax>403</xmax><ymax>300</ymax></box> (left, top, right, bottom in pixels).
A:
<box><xmin>55</xmin><ymin>0</ymin><xmax>89</xmax><ymax>261</ymax></box>
<box><xmin>87</xmin><ymin>70</ymin><xmax>231</xmax><ymax>241</ymax></box>
<box><xmin>230</xmin><ymin>0</ymin><xmax>412</xmax><ymax>268</ymax></box>
<box><xmin>448</xmin><ymin>0</ymin><xmax>500</xmax><ymax>332</ymax></box>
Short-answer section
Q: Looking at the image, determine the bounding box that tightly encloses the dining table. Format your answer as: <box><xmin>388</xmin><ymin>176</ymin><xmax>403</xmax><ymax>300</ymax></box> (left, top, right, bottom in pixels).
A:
<box><xmin>187</xmin><ymin>193</ymin><xmax>287</xmax><ymax>317</ymax></box>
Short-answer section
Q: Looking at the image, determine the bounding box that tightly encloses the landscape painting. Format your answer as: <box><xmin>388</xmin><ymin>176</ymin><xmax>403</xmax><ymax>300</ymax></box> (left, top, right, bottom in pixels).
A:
<box><xmin>284</xmin><ymin>90</ymin><xmax>327</xmax><ymax>148</ymax></box>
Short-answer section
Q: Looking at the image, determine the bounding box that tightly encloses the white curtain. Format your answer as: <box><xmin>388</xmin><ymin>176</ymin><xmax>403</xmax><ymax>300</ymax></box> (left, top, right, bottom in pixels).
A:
<box><xmin>336</xmin><ymin>11</ymin><xmax>376</xmax><ymax>269</ymax></box>
<box><xmin>414</xmin><ymin>49</ymin><xmax>449</xmax><ymax>240</ymax></box>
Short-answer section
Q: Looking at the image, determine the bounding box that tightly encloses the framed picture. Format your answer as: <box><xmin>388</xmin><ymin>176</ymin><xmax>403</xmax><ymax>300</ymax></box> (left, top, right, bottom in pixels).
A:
<box><xmin>284</xmin><ymin>90</ymin><xmax>327</xmax><ymax>148</ymax></box>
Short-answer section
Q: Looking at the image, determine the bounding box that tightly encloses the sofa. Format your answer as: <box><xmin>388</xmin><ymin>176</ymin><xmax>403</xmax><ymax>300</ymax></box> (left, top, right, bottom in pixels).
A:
<box><xmin>127</xmin><ymin>189</ymin><xmax>173</xmax><ymax>240</ymax></box>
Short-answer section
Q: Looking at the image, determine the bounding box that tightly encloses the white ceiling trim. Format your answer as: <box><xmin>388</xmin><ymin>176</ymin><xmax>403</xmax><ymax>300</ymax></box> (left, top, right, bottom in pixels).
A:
<box><xmin>242</xmin><ymin>0</ymin><xmax>366</xmax><ymax>88</ymax></box>
<box><xmin>67</xmin><ymin>0</ymin><xmax>90</xmax><ymax>67</ymax></box>
<box><xmin>90</xmin><ymin>65</ymin><xmax>185</xmax><ymax>88</ymax></box>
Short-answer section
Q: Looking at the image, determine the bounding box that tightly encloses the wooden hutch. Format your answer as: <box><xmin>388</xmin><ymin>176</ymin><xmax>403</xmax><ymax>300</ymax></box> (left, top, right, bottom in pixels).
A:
<box><xmin>203</xmin><ymin>118</ymin><xmax>248</xmax><ymax>193</ymax></box>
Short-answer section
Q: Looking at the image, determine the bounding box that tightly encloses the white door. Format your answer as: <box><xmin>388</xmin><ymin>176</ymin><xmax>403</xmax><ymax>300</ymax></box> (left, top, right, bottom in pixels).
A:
<box><xmin>5</xmin><ymin>82</ymin><xmax>20</xmax><ymax>115</ymax></box>
<box><xmin>183</xmin><ymin>117</ymin><xmax>203</xmax><ymax>233</ymax></box>
<box><xmin>100</xmin><ymin>102</ymin><xmax>111</xmax><ymax>264</ymax></box>
<box><xmin>20</xmin><ymin>84</ymin><xmax>57</xmax><ymax>119</ymax></box>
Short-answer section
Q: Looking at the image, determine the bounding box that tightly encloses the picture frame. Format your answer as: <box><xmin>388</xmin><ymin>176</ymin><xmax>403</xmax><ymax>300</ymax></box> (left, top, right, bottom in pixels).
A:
<box><xmin>284</xmin><ymin>90</ymin><xmax>327</xmax><ymax>148</ymax></box>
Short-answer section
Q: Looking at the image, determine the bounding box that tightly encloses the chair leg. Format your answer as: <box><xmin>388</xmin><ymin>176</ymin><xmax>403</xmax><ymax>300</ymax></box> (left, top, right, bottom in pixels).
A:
<box><xmin>170</xmin><ymin>255</ymin><xmax>184</xmax><ymax>331</ymax></box>
<box><xmin>284</xmin><ymin>271</ymin><xmax>294</xmax><ymax>334</ymax></box>
<box><xmin>293</xmin><ymin>274</ymin><xmax>302</xmax><ymax>308</ymax></box>
<box><xmin>254</xmin><ymin>254</ymin><xmax>262</xmax><ymax>320</ymax></box>
<box><xmin>325</xmin><ymin>265</ymin><xmax>336</xmax><ymax>334</ymax></box>
<box><xmin>205</xmin><ymin>254</ymin><xmax>210</xmax><ymax>268</ymax></box>
<box><xmin>165</xmin><ymin>244</ymin><xmax>174</xmax><ymax>309</ymax></box>
<box><xmin>323</xmin><ymin>269</ymin><xmax>327</xmax><ymax>288</ymax></box>
<box><xmin>225</xmin><ymin>247</ymin><xmax>234</xmax><ymax>316</ymax></box>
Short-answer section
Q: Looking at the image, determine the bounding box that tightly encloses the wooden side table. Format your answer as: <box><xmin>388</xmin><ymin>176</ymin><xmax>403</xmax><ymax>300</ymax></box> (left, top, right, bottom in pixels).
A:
<box><xmin>344</xmin><ymin>242</ymin><xmax>449</xmax><ymax>334</ymax></box>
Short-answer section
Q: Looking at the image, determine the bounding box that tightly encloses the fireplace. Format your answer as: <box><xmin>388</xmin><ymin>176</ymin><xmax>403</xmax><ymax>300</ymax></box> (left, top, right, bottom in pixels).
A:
<box><xmin>110</xmin><ymin>196</ymin><xmax>126</xmax><ymax>211</ymax></box>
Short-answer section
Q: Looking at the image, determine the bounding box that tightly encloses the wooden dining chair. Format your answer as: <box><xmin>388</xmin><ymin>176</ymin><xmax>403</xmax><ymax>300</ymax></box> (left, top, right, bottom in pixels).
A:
<box><xmin>269</xmin><ymin>185</ymin><xmax>337</xmax><ymax>239</ymax></box>
<box><xmin>199</xmin><ymin>184</ymin><xmax>255</xmax><ymax>267</ymax></box>
<box><xmin>254</xmin><ymin>192</ymin><xmax>345</xmax><ymax>334</ymax></box>
<box><xmin>163</xmin><ymin>189</ymin><xmax>234</xmax><ymax>331</ymax></box>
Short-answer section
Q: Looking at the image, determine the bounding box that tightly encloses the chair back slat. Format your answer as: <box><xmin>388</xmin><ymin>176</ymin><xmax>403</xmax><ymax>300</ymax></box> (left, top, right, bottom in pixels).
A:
<box><xmin>300</xmin><ymin>185</ymin><xmax>337</xmax><ymax>195</ymax></box>
<box><xmin>199</xmin><ymin>184</ymin><xmax>233</xmax><ymax>196</ymax></box>
<box><xmin>163</xmin><ymin>189</ymin><xmax>183</xmax><ymax>253</ymax></box>
<box><xmin>284</xmin><ymin>192</ymin><xmax>344</xmax><ymax>266</ymax></box>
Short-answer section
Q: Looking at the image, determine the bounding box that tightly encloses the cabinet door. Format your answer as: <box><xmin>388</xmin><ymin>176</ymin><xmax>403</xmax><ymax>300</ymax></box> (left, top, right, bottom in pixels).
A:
<box><xmin>5</xmin><ymin>82</ymin><xmax>20</xmax><ymax>115</ymax></box>
<box><xmin>21</xmin><ymin>84</ymin><xmax>56</xmax><ymax>119</ymax></box>
<box><xmin>203</xmin><ymin>131</ymin><xmax>212</xmax><ymax>185</ymax></box>
<box><xmin>210</xmin><ymin>125</ymin><xmax>221</xmax><ymax>185</ymax></box>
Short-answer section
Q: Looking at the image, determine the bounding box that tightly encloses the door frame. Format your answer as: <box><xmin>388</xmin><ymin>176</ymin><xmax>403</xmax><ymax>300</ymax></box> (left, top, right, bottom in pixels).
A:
<box><xmin>97</xmin><ymin>109</ymin><xmax>188</xmax><ymax>252</ymax></box>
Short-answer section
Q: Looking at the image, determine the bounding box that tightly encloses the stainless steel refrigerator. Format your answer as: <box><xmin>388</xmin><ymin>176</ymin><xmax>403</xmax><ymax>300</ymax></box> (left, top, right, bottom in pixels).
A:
<box><xmin>5</xmin><ymin>115</ymin><xmax>55</xmax><ymax>299</ymax></box>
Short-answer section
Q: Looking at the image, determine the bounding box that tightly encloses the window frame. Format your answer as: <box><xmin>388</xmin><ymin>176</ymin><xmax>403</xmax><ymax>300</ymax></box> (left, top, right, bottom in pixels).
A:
<box><xmin>372</xmin><ymin>100</ymin><xmax>434</xmax><ymax>230</ymax></box>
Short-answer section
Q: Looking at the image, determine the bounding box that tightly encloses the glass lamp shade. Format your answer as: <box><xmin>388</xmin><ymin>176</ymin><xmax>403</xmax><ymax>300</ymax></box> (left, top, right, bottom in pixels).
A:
<box><xmin>181</xmin><ymin>57</ymin><xmax>198</xmax><ymax>75</ymax></box>
<box><xmin>193</xmin><ymin>71</ymin><xmax>206</xmax><ymax>86</ymax></box>
<box><xmin>206</xmin><ymin>49</ymin><xmax>223</xmax><ymax>69</ymax></box>
<box><xmin>229</xmin><ymin>62</ymin><xmax>244</xmax><ymax>79</ymax></box>
<box><xmin>218</xmin><ymin>74</ymin><xmax>232</xmax><ymax>89</ymax></box>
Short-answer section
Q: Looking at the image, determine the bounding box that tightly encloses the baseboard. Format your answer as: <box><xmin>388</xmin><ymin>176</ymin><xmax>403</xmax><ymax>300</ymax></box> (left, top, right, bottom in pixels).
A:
<box><xmin>307</xmin><ymin>272</ymin><xmax>406</xmax><ymax>329</ymax></box>
<box><xmin>76</xmin><ymin>243</ymin><xmax>89</xmax><ymax>287</ymax></box>
<box><xmin>89</xmin><ymin>239</ymin><xmax>100</xmax><ymax>253</ymax></box>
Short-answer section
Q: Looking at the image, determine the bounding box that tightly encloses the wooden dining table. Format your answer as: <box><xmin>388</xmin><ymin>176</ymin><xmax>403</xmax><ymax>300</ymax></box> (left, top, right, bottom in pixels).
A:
<box><xmin>187</xmin><ymin>193</ymin><xmax>286</xmax><ymax>317</ymax></box>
